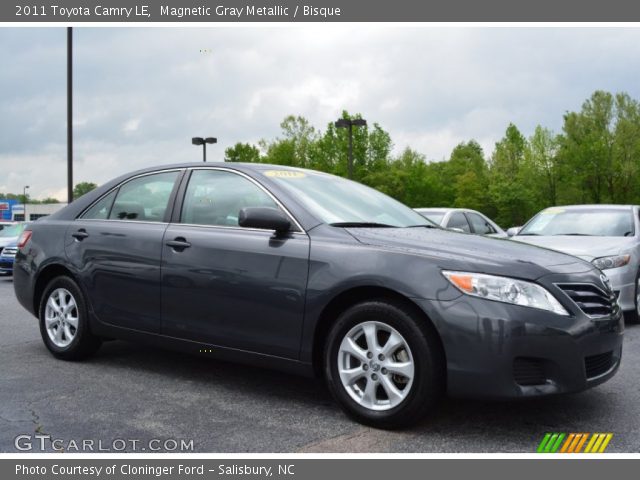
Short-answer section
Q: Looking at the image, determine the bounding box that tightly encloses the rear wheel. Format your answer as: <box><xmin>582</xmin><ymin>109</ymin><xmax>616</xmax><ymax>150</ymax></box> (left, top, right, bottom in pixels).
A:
<box><xmin>39</xmin><ymin>276</ymin><xmax>102</xmax><ymax>360</ymax></box>
<box><xmin>323</xmin><ymin>300</ymin><xmax>443</xmax><ymax>429</ymax></box>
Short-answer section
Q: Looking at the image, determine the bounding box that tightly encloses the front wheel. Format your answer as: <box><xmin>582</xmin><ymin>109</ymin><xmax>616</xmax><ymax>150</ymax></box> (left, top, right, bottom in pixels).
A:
<box><xmin>39</xmin><ymin>276</ymin><xmax>102</xmax><ymax>360</ymax></box>
<box><xmin>323</xmin><ymin>301</ymin><xmax>443</xmax><ymax>429</ymax></box>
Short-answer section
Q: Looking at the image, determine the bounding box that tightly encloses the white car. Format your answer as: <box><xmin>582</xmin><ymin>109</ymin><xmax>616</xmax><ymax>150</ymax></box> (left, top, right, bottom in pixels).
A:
<box><xmin>511</xmin><ymin>204</ymin><xmax>640</xmax><ymax>322</ymax></box>
<box><xmin>0</xmin><ymin>222</ymin><xmax>27</xmax><ymax>254</ymax></box>
<box><xmin>414</xmin><ymin>208</ymin><xmax>507</xmax><ymax>237</ymax></box>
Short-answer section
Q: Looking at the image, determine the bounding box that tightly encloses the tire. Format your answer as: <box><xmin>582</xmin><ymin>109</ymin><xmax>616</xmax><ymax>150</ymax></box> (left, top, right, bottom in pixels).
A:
<box><xmin>627</xmin><ymin>269</ymin><xmax>640</xmax><ymax>325</ymax></box>
<box><xmin>38</xmin><ymin>276</ymin><xmax>102</xmax><ymax>360</ymax></box>
<box><xmin>323</xmin><ymin>300</ymin><xmax>444</xmax><ymax>429</ymax></box>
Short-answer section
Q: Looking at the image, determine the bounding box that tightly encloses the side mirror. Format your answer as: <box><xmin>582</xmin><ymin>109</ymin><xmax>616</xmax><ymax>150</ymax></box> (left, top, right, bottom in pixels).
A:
<box><xmin>507</xmin><ymin>226</ymin><xmax>521</xmax><ymax>237</ymax></box>
<box><xmin>239</xmin><ymin>207</ymin><xmax>291</xmax><ymax>234</ymax></box>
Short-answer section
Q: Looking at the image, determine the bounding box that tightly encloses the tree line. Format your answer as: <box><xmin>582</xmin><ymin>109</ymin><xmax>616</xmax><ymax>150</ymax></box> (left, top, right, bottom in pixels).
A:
<box><xmin>0</xmin><ymin>182</ymin><xmax>98</xmax><ymax>204</ymax></box>
<box><xmin>225</xmin><ymin>90</ymin><xmax>640</xmax><ymax>228</ymax></box>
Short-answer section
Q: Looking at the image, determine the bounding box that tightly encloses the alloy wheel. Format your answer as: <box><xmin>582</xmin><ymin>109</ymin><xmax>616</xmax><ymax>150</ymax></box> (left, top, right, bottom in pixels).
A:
<box><xmin>45</xmin><ymin>288</ymin><xmax>79</xmax><ymax>348</ymax></box>
<box><xmin>337</xmin><ymin>321</ymin><xmax>415</xmax><ymax>411</ymax></box>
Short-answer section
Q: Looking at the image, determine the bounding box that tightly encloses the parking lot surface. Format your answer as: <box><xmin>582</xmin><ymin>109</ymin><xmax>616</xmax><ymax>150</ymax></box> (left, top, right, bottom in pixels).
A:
<box><xmin>0</xmin><ymin>277</ymin><xmax>638</xmax><ymax>453</ymax></box>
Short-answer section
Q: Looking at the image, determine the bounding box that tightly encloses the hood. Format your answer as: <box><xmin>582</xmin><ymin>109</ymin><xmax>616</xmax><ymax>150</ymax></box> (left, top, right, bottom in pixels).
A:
<box><xmin>0</xmin><ymin>236</ymin><xmax>18</xmax><ymax>247</ymax></box>
<box><xmin>512</xmin><ymin>235</ymin><xmax>634</xmax><ymax>261</ymax></box>
<box><xmin>346</xmin><ymin>227</ymin><xmax>595</xmax><ymax>280</ymax></box>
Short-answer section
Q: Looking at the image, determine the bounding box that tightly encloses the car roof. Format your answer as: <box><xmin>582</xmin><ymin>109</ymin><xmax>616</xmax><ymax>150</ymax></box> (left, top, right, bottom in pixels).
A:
<box><xmin>543</xmin><ymin>204</ymin><xmax>637</xmax><ymax>211</ymax></box>
<box><xmin>415</xmin><ymin>208</ymin><xmax>451</xmax><ymax>213</ymax></box>
<box><xmin>415</xmin><ymin>208</ymin><xmax>483</xmax><ymax>214</ymax></box>
<box><xmin>122</xmin><ymin>162</ymin><xmax>317</xmax><ymax>176</ymax></box>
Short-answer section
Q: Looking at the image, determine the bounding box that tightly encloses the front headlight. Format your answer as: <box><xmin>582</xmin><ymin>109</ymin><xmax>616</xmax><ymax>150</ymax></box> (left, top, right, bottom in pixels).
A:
<box><xmin>592</xmin><ymin>254</ymin><xmax>630</xmax><ymax>271</ymax></box>
<box><xmin>442</xmin><ymin>271</ymin><xmax>569</xmax><ymax>316</ymax></box>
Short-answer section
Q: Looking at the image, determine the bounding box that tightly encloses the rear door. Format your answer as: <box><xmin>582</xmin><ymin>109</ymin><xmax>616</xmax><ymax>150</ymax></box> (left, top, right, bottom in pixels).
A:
<box><xmin>160</xmin><ymin>168</ymin><xmax>310</xmax><ymax>359</ymax></box>
<box><xmin>65</xmin><ymin>170</ymin><xmax>182</xmax><ymax>333</ymax></box>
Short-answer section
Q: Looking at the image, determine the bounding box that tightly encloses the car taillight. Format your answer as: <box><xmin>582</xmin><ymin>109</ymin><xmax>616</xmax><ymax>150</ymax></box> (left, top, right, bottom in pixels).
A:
<box><xmin>17</xmin><ymin>230</ymin><xmax>32</xmax><ymax>248</ymax></box>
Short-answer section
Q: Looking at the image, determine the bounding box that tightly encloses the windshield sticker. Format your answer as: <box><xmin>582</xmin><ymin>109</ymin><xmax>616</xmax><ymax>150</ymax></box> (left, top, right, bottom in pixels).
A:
<box><xmin>264</xmin><ymin>170</ymin><xmax>306</xmax><ymax>178</ymax></box>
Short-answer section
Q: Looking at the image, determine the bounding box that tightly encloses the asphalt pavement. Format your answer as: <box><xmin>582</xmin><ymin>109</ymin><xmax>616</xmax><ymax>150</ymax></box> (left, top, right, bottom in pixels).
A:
<box><xmin>0</xmin><ymin>276</ymin><xmax>638</xmax><ymax>453</ymax></box>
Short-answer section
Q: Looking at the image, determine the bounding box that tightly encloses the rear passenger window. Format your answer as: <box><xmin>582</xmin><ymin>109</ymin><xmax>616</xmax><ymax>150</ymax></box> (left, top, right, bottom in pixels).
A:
<box><xmin>81</xmin><ymin>190</ymin><xmax>117</xmax><ymax>220</ymax></box>
<box><xmin>447</xmin><ymin>212</ymin><xmax>471</xmax><ymax>233</ymax></box>
<box><xmin>109</xmin><ymin>171</ymin><xmax>179</xmax><ymax>222</ymax></box>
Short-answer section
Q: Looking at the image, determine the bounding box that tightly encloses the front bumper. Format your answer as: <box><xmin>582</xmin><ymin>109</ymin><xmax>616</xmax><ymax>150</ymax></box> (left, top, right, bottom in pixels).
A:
<box><xmin>415</xmin><ymin>274</ymin><xmax>624</xmax><ymax>399</ymax></box>
<box><xmin>0</xmin><ymin>258</ymin><xmax>14</xmax><ymax>274</ymax></box>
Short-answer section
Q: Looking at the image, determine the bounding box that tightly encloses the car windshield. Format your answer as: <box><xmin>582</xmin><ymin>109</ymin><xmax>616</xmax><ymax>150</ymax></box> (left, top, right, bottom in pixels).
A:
<box><xmin>417</xmin><ymin>211</ymin><xmax>446</xmax><ymax>224</ymax></box>
<box><xmin>0</xmin><ymin>223</ymin><xmax>24</xmax><ymax>237</ymax></box>
<box><xmin>519</xmin><ymin>208</ymin><xmax>634</xmax><ymax>237</ymax></box>
<box><xmin>263</xmin><ymin>169</ymin><xmax>434</xmax><ymax>228</ymax></box>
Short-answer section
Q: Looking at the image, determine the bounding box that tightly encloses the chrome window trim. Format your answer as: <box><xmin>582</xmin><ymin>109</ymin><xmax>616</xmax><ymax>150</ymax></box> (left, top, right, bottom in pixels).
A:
<box><xmin>76</xmin><ymin>166</ymin><xmax>308</xmax><ymax>235</ymax></box>
<box><xmin>183</xmin><ymin>166</ymin><xmax>307</xmax><ymax>235</ymax></box>
<box><xmin>77</xmin><ymin>168</ymin><xmax>184</xmax><ymax>221</ymax></box>
<box><xmin>168</xmin><ymin>222</ymin><xmax>307</xmax><ymax>236</ymax></box>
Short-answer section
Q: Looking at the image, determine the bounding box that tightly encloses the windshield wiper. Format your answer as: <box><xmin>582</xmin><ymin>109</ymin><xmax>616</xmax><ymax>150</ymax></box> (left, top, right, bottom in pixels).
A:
<box><xmin>554</xmin><ymin>233</ymin><xmax>594</xmax><ymax>236</ymax></box>
<box><xmin>329</xmin><ymin>222</ymin><xmax>396</xmax><ymax>228</ymax></box>
<box><xmin>406</xmin><ymin>224</ymin><xmax>439</xmax><ymax>229</ymax></box>
<box><xmin>517</xmin><ymin>232</ymin><xmax>541</xmax><ymax>236</ymax></box>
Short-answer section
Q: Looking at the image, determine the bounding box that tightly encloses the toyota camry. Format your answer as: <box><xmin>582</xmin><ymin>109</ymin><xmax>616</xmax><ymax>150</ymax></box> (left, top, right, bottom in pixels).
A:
<box><xmin>13</xmin><ymin>163</ymin><xmax>623</xmax><ymax>428</ymax></box>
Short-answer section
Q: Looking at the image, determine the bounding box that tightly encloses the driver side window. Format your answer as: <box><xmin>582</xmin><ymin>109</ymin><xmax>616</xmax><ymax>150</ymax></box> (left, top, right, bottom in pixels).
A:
<box><xmin>181</xmin><ymin>170</ymin><xmax>279</xmax><ymax>228</ymax></box>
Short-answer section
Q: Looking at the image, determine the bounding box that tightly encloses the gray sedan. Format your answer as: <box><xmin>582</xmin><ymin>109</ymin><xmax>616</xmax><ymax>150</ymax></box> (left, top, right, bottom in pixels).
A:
<box><xmin>414</xmin><ymin>208</ymin><xmax>506</xmax><ymax>237</ymax></box>
<box><xmin>512</xmin><ymin>204</ymin><xmax>640</xmax><ymax>322</ymax></box>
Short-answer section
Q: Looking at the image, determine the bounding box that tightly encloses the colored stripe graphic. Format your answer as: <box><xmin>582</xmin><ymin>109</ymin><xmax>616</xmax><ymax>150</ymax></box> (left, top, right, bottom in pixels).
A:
<box><xmin>574</xmin><ymin>433</ymin><xmax>589</xmax><ymax>453</ymax></box>
<box><xmin>560</xmin><ymin>433</ymin><xmax>575</xmax><ymax>453</ymax></box>
<box><xmin>538</xmin><ymin>433</ymin><xmax>612</xmax><ymax>453</ymax></box>
<box><xmin>598</xmin><ymin>434</ymin><xmax>613</xmax><ymax>453</ymax></box>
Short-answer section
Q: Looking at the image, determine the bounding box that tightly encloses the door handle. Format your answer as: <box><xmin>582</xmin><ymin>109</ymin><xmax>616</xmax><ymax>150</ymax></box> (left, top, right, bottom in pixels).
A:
<box><xmin>71</xmin><ymin>229</ymin><xmax>89</xmax><ymax>241</ymax></box>
<box><xmin>166</xmin><ymin>238</ymin><xmax>191</xmax><ymax>251</ymax></box>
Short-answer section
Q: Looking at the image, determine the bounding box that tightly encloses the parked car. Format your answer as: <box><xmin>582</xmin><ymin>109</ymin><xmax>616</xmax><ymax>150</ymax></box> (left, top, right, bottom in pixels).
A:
<box><xmin>0</xmin><ymin>220</ymin><xmax>17</xmax><ymax>232</ymax></box>
<box><xmin>511</xmin><ymin>204</ymin><xmax>640</xmax><ymax>323</ymax></box>
<box><xmin>414</xmin><ymin>208</ymin><xmax>506</xmax><ymax>237</ymax></box>
<box><xmin>13</xmin><ymin>164</ymin><xmax>623</xmax><ymax>428</ymax></box>
<box><xmin>0</xmin><ymin>240</ymin><xmax>17</xmax><ymax>275</ymax></box>
<box><xmin>0</xmin><ymin>222</ymin><xmax>27</xmax><ymax>255</ymax></box>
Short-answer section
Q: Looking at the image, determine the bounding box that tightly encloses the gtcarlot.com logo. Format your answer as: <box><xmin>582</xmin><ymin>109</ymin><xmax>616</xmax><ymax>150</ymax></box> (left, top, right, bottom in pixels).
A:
<box><xmin>537</xmin><ymin>433</ymin><xmax>613</xmax><ymax>453</ymax></box>
<box><xmin>14</xmin><ymin>434</ymin><xmax>194</xmax><ymax>452</ymax></box>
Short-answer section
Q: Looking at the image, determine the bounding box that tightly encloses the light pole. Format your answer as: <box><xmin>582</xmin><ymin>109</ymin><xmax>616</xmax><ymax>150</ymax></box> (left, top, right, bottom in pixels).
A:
<box><xmin>192</xmin><ymin>137</ymin><xmax>217</xmax><ymax>162</ymax></box>
<box><xmin>334</xmin><ymin>118</ymin><xmax>367</xmax><ymax>179</ymax></box>
<box><xmin>67</xmin><ymin>27</ymin><xmax>73</xmax><ymax>204</ymax></box>
<box><xmin>23</xmin><ymin>185</ymin><xmax>29</xmax><ymax>222</ymax></box>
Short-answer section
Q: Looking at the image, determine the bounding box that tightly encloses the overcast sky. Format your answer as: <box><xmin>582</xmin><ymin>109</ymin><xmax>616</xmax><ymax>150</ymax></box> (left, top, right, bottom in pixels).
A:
<box><xmin>1</xmin><ymin>26</ymin><xmax>640</xmax><ymax>200</ymax></box>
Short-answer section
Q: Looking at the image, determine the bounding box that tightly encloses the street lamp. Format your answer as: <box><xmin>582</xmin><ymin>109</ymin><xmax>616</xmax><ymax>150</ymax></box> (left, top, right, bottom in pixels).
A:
<box><xmin>23</xmin><ymin>185</ymin><xmax>29</xmax><ymax>222</ymax></box>
<box><xmin>334</xmin><ymin>118</ymin><xmax>367</xmax><ymax>179</ymax></box>
<box><xmin>192</xmin><ymin>137</ymin><xmax>217</xmax><ymax>162</ymax></box>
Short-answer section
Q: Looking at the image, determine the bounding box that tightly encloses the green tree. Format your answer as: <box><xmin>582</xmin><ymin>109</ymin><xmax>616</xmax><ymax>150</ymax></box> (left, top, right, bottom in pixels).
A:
<box><xmin>526</xmin><ymin>126</ymin><xmax>561</xmax><ymax>207</ymax></box>
<box><xmin>224</xmin><ymin>142</ymin><xmax>261</xmax><ymax>163</ymax></box>
<box><xmin>488</xmin><ymin>124</ymin><xmax>537</xmax><ymax>227</ymax></box>
<box><xmin>73</xmin><ymin>182</ymin><xmax>98</xmax><ymax>200</ymax></box>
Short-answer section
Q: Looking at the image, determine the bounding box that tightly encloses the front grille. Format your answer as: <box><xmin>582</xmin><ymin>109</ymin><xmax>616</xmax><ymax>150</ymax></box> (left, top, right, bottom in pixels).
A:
<box><xmin>585</xmin><ymin>351</ymin><xmax>614</xmax><ymax>379</ymax></box>
<box><xmin>514</xmin><ymin>357</ymin><xmax>546</xmax><ymax>386</ymax></box>
<box><xmin>556</xmin><ymin>283</ymin><xmax>618</xmax><ymax>317</ymax></box>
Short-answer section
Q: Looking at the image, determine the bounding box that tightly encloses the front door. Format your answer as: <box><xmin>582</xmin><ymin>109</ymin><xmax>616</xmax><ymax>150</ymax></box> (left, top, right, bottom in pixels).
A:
<box><xmin>161</xmin><ymin>169</ymin><xmax>310</xmax><ymax>359</ymax></box>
